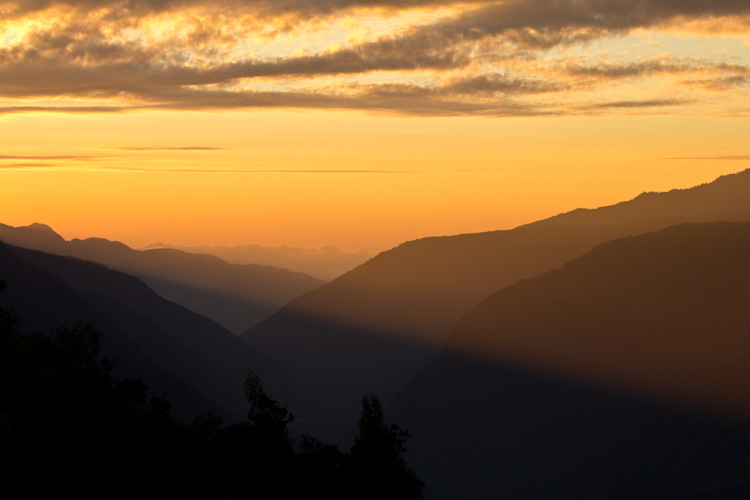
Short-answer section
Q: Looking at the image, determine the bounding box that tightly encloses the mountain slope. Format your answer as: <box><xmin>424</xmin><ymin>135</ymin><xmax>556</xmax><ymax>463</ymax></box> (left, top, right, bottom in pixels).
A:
<box><xmin>0</xmin><ymin>223</ymin><xmax>325</xmax><ymax>334</ymax></box>
<box><xmin>0</xmin><ymin>243</ymin><xmax>293</xmax><ymax>422</ymax></box>
<box><xmin>389</xmin><ymin>222</ymin><xmax>750</xmax><ymax>499</ymax></box>
<box><xmin>242</xmin><ymin>169</ymin><xmax>750</xmax><ymax>441</ymax></box>
<box><xmin>448</xmin><ymin>221</ymin><xmax>750</xmax><ymax>415</ymax></box>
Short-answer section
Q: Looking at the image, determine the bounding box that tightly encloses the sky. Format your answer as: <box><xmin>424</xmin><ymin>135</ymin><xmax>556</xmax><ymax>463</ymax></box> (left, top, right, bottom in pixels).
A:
<box><xmin>1</xmin><ymin>0</ymin><xmax>749</xmax><ymax>251</ymax></box>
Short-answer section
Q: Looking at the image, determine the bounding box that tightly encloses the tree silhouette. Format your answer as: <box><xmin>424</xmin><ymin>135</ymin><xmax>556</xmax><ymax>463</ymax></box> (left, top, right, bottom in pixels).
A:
<box><xmin>349</xmin><ymin>394</ymin><xmax>424</xmax><ymax>500</ymax></box>
<box><xmin>209</xmin><ymin>369</ymin><xmax>298</xmax><ymax>497</ymax></box>
<box><xmin>52</xmin><ymin>321</ymin><xmax>117</xmax><ymax>385</ymax></box>
<box><xmin>242</xmin><ymin>368</ymin><xmax>294</xmax><ymax>459</ymax></box>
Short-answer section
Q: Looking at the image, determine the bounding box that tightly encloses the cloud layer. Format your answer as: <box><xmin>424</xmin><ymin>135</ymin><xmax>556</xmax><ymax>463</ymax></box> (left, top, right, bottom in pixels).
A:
<box><xmin>1</xmin><ymin>0</ymin><xmax>748</xmax><ymax>116</ymax></box>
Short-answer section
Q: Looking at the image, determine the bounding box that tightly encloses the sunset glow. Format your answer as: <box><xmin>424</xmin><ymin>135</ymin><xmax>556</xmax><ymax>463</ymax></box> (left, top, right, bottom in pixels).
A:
<box><xmin>1</xmin><ymin>0</ymin><xmax>749</xmax><ymax>249</ymax></box>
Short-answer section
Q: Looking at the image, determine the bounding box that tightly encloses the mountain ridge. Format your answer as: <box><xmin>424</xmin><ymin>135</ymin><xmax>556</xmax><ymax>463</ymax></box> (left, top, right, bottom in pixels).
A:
<box><xmin>242</xmin><ymin>168</ymin><xmax>750</xmax><ymax>442</ymax></box>
<box><xmin>0</xmin><ymin>223</ymin><xmax>325</xmax><ymax>333</ymax></box>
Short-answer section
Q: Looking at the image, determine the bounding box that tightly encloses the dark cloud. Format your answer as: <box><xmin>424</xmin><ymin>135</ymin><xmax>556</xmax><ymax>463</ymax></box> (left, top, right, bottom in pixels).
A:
<box><xmin>0</xmin><ymin>82</ymin><xmax>699</xmax><ymax>117</ymax></box>
<box><xmin>8</xmin><ymin>0</ymin><xmax>750</xmax><ymax>22</ymax></box>
<box><xmin>583</xmin><ymin>98</ymin><xmax>690</xmax><ymax>110</ymax></box>
<box><xmin>352</xmin><ymin>74</ymin><xmax>566</xmax><ymax>100</ymax></box>
<box><xmin>446</xmin><ymin>0</ymin><xmax>750</xmax><ymax>42</ymax></box>
<box><xmin>562</xmin><ymin>60</ymin><xmax>750</xmax><ymax>81</ymax></box>
<box><xmin>356</xmin><ymin>83</ymin><xmax>437</xmax><ymax>99</ymax></box>
<box><xmin>0</xmin><ymin>106</ymin><xmax>128</xmax><ymax>115</ymax></box>
<box><xmin>445</xmin><ymin>73</ymin><xmax>566</xmax><ymax>94</ymax></box>
<box><xmin>3</xmin><ymin>0</ymin><xmax>494</xmax><ymax>18</ymax></box>
<box><xmin>682</xmin><ymin>75</ymin><xmax>749</xmax><ymax>91</ymax></box>
<box><xmin>209</xmin><ymin>32</ymin><xmax>472</xmax><ymax>80</ymax></box>
<box><xmin>563</xmin><ymin>60</ymin><xmax>691</xmax><ymax>79</ymax></box>
<box><xmin>0</xmin><ymin>32</ymin><xmax>470</xmax><ymax>99</ymax></box>
<box><xmin>146</xmin><ymin>87</ymin><xmax>552</xmax><ymax>117</ymax></box>
<box><xmin>336</xmin><ymin>0</ymin><xmax>750</xmax><ymax>73</ymax></box>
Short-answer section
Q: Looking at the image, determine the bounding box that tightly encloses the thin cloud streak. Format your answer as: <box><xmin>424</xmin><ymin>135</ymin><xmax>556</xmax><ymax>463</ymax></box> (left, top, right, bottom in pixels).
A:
<box><xmin>582</xmin><ymin>99</ymin><xmax>691</xmax><ymax>110</ymax></box>
<box><xmin>0</xmin><ymin>155</ymin><xmax>103</xmax><ymax>160</ymax></box>
<box><xmin>112</xmin><ymin>146</ymin><xmax>226</xmax><ymax>151</ymax></box>
<box><xmin>664</xmin><ymin>156</ymin><xmax>750</xmax><ymax>160</ymax></box>
<box><xmin>99</xmin><ymin>166</ymin><xmax>409</xmax><ymax>173</ymax></box>
<box><xmin>0</xmin><ymin>163</ymin><xmax>60</xmax><ymax>168</ymax></box>
<box><xmin>0</xmin><ymin>106</ymin><xmax>129</xmax><ymax>115</ymax></box>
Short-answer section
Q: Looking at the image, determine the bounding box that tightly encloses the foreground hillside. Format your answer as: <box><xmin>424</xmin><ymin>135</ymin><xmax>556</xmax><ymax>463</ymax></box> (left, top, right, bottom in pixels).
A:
<box><xmin>0</xmin><ymin>290</ymin><xmax>423</xmax><ymax>500</ymax></box>
<box><xmin>243</xmin><ymin>169</ymin><xmax>750</xmax><ymax>441</ymax></box>
<box><xmin>0</xmin><ymin>223</ymin><xmax>324</xmax><ymax>334</ymax></box>
<box><xmin>390</xmin><ymin>222</ymin><xmax>750</xmax><ymax>499</ymax></box>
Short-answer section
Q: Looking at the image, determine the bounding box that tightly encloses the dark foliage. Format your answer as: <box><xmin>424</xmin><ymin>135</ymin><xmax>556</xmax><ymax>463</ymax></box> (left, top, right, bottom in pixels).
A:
<box><xmin>0</xmin><ymin>281</ymin><xmax>424</xmax><ymax>499</ymax></box>
<box><xmin>243</xmin><ymin>369</ymin><xmax>294</xmax><ymax>459</ymax></box>
<box><xmin>192</xmin><ymin>409</ymin><xmax>224</xmax><ymax>437</ymax></box>
<box><xmin>348</xmin><ymin>395</ymin><xmax>425</xmax><ymax>500</ymax></box>
<box><xmin>0</xmin><ymin>296</ymin><xmax>224</xmax><ymax>498</ymax></box>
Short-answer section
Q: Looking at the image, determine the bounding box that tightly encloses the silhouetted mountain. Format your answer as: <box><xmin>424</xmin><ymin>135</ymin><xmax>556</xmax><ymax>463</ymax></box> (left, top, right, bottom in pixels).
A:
<box><xmin>0</xmin><ymin>223</ymin><xmax>324</xmax><ymax>334</ymax></box>
<box><xmin>0</xmin><ymin>242</ymin><xmax>293</xmax><ymax>423</ymax></box>
<box><xmin>242</xmin><ymin>169</ymin><xmax>750</xmax><ymax>442</ymax></box>
<box><xmin>389</xmin><ymin>222</ymin><xmax>750</xmax><ymax>499</ymax></box>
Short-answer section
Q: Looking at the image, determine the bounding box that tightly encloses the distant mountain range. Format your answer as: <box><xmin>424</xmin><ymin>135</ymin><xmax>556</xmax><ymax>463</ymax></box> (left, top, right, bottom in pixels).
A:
<box><xmin>0</xmin><ymin>242</ymin><xmax>294</xmax><ymax>423</ymax></box>
<box><xmin>390</xmin><ymin>221</ymin><xmax>750</xmax><ymax>499</ymax></box>
<box><xmin>0</xmin><ymin>223</ymin><xmax>324</xmax><ymax>334</ymax></box>
<box><xmin>142</xmin><ymin>241</ymin><xmax>378</xmax><ymax>281</ymax></box>
<box><xmin>243</xmin><ymin>169</ymin><xmax>750</xmax><ymax>442</ymax></box>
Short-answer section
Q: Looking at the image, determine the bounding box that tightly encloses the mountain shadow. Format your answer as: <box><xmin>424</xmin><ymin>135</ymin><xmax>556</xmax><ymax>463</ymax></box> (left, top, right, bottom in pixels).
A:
<box><xmin>242</xmin><ymin>169</ymin><xmax>750</xmax><ymax>442</ymax></box>
<box><xmin>0</xmin><ymin>242</ymin><xmax>294</xmax><ymax>422</ymax></box>
<box><xmin>389</xmin><ymin>221</ymin><xmax>750</xmax><ymax>499</ymax></box>
<box><xmin>0</xmin><ymin>223</ymin><xmax>324</xmax><ymax>334</ymax></box>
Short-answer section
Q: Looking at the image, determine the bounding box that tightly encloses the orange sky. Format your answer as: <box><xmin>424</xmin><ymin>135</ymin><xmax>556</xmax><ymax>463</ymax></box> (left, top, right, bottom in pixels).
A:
<box><xmin>1</xmin><ymin>1</ymin><xmax>749</xmax><ymax>250</ymax></box>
